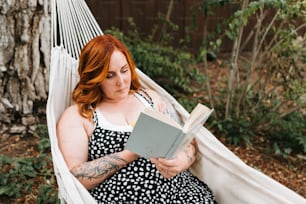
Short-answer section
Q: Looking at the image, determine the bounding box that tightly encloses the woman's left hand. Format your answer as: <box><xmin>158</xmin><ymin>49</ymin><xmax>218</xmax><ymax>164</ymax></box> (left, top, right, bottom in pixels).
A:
<box><xmin>150</xmin><ymin>141</ymin><xmax>197</xmax><ymax>179</ymax></box>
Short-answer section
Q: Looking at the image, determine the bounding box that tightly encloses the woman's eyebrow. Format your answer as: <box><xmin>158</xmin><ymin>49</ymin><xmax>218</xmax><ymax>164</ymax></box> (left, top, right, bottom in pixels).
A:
<box><xmin>108</xmin><ymin>64</ymin><xmax>128</xmax><ymax>72</ymax></box>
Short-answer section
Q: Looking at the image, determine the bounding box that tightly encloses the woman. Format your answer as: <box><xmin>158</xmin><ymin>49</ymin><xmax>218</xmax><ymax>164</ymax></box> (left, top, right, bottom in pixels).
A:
<box><xmin>57</xmin><ymin>34</ymin><xmax>216</xmax><ymax>203</ymax></box>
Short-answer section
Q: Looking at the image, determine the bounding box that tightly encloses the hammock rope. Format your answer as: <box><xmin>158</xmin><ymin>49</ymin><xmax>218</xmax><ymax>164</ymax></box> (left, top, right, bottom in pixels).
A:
<box><xmin>47</xmin><ymin>0</ymin><xmax>306</xmax><ymax>203</ymax></box>
<box><xmin>51</xmin><ymin>0</ymin><xmax>102</xmax><ymax>58</ymax></box>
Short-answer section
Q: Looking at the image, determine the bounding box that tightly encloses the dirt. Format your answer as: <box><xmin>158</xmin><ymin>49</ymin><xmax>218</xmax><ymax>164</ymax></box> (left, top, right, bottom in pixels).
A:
<box><xmin>218</xmin><ymin>136</ymin><xmax>306</xmax><ymax>198</ymax></box>
<box><xmin>0</xmin><ymin>134</ymin><xmax>39</xmax><ymax>158</ymax></box>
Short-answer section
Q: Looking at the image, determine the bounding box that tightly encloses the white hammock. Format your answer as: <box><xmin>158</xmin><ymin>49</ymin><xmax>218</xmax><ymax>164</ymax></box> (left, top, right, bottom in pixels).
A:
<box><xmin>46</xmin><ymin>0</ymin><xmax>306</xmax><ymax>203</ymax></box>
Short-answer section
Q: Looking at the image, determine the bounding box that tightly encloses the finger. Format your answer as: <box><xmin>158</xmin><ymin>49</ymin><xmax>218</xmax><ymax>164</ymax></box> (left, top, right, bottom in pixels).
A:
<box><xmin>150</xmin><ymin>158</ymin><xmax>162</xmax><ymax>168</ymax></box>
<box><xmin>156</xmin><ymin>162</ymin><xmax>172</xmax><ymax>172</ymax></box>
<box><xmin>157</xmin><ymin>157</ymin><xmax>176</xmax><ymax>166</ymax></box>
<box><xmin>159</xmin><ymin>164</ymin><xmax>178</xmax><ymax>175</ymax></box>
<box><xmin>159</xmin><ymin>162</ymin><xmax>180</xmax><ymax>175</ymax></box>
<box><xmin>160</xmin><ymin>168</ymin><xmax>178</xmax><ymax>179</ymax></box>
<box><xmin>150</xmin><ymin>157</ymin><xmax>158</xmax><ymax>163</ymax></box>
<box><xmin>154</xmin><ymin>158</ymin><xmax>177</xmax><ymax>168</ymax></box>
<box><xmin>151</xmin><ymin>158</ymin><xmax>179</xmax><ymax>175</ymax></box>
<box><xmin>150</xmin><ymin>158</ymin><xmax>170</xmax><ymax>169</ymax></box>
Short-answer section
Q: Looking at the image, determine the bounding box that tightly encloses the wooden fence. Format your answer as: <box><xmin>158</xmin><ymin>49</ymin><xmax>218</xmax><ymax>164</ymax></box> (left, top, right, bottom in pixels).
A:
<box><xmin>86</xmin><ymin>0</ymin><xmax>243</xmax><ymax>53</ymax></box>
<box><xmin>86</xmin><ymin>0</ymin><xmax>303</xmax><ymax>54</ymax></box>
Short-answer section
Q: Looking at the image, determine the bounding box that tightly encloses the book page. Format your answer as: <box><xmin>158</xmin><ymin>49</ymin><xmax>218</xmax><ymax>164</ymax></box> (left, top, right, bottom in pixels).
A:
<box><xmin>143</xmin><ymin>108</ymin><xmax>182</xmax><ymax>130</ymax></box>
<box><xmin>182</xmin><ymin>104</ymin><xmax>213</xmax><ymax>133</ymax></box>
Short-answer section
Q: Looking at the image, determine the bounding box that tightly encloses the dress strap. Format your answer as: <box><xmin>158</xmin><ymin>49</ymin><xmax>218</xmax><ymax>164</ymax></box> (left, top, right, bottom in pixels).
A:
<box><xmin>93</xmin><ymin>110</ymin><xmax>99</xmax><ymax>126</ymax></box>
<box><xmin>135</xmin><ymin>88</ymin><xmax>154</xmax><ymax>107</ymax></box>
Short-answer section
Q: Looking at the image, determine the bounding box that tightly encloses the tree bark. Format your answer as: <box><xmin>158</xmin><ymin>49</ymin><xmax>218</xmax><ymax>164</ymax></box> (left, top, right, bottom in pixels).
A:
<box><xmin>0</xmin><ymin>0</ymin><xmax>50</xmax><ymax>134</ymax></box>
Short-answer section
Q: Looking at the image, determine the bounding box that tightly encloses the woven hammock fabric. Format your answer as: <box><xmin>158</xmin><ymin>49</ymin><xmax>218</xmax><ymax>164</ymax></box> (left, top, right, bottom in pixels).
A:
<box><xmin>47</xmin><ymin>0</ymin><xmax>306</xmax><ymax>203</ymax></box>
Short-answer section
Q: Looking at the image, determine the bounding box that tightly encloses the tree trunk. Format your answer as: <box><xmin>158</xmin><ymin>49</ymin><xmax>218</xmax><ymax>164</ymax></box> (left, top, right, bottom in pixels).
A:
<box><xmin>0</xmin><ymin>0</ymin><xmax>50</xmax><ymax>135</ymax></box>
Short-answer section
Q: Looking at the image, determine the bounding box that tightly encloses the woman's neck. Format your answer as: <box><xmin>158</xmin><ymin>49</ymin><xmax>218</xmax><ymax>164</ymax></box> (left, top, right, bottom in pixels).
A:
<box><xmin>100</xmin><ymin>93</ymin><xmax>133</xmax><ymax>107</ymax></box>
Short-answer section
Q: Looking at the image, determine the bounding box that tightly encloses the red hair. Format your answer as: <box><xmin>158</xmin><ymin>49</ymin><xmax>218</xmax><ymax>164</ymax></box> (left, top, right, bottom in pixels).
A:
<box><xmin>72</xmin><ymin>34</ymin><xmax>141</xmax><ymax>120</ymax></box>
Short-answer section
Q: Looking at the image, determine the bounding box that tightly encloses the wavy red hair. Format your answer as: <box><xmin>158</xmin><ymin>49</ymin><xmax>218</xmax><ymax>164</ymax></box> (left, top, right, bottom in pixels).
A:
<box><xmin>72</xmin><ymin>34</ymin><xmax>141</xmax><ymax>120</ymax></box>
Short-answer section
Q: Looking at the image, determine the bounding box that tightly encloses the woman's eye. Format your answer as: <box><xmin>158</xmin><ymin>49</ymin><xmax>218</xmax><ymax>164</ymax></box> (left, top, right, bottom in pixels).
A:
<box><xmin>106</xmin><ymin>73</ymin><xmax>114</xmax><ymax>78</ymax></box>
<box><xmin>121</xmin><ymin>66</ymin><xmax>129</xmax><ymax>73</ymax></box>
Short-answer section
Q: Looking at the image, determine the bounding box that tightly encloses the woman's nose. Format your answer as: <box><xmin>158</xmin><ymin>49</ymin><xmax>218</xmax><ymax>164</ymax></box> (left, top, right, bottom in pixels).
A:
<box><xmin>116</xmin><ymin>75</ymin><xmax>124</xmax><ymax>86</ymax></box>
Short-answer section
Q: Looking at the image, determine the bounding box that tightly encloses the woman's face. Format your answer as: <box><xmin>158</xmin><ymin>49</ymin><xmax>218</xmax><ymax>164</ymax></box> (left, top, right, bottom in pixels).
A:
<box><xmin>100</xmin><ymin>50</ymin><xmax>132</xmax><ymax>102</ymax></box>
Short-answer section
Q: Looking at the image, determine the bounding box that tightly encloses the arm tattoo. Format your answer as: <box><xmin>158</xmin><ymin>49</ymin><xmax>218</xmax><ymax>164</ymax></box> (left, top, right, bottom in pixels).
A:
<box><xmin>184</xmin><ymin>144</ymin><xmax>196</xmax><ymax>164</ymax></box>
<box><xmin>72</xmin><ymin>154</ymin><xmax>128</xmax><ymax>180</ymax></box>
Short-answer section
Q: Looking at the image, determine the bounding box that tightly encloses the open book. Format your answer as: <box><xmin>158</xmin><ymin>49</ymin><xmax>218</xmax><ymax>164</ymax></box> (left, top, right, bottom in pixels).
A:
<box><xmin>125</xmin><ymin>103</ymin><xmax>213</xmax><ymax>159</ymax></box>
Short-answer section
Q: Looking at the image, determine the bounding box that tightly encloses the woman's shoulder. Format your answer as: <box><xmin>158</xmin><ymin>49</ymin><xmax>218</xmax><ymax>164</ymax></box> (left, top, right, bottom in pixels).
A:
<box><xmin>57</xmin><ymin>104</ymin><xmax>94</xmax><ymax>139</ymax></box>
<box><xmin>61</xmin><ymin>104</ymin><xmax>79</xmax><ymax>116</ymax></box>
<box><xmin>57</xmin><ymin>104</ymin><xmax>83</xmax><ymax>125</ymax></box>
<box><xmin>145</xmin><ymin>89</ymin><xmax>161</xmax><ymax>101</ymax></box>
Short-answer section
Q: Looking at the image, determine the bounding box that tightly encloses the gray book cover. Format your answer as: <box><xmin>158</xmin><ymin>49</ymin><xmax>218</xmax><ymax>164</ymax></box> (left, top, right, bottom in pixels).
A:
<box><xmin>125</xmin><ymin>112</ymin><xmax>184</xmax><ymax>159</ymax></box>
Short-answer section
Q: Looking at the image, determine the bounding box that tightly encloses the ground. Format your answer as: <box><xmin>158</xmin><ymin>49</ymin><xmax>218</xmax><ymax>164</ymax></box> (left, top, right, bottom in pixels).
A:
<box><xmin>218</xmin><ymin>136</ymin><xmax>306</xmax><ymax>198</ymax></box>
<box><xmin>0</xmin><ymin>129</ymin><xmax>305</xmax><ymax>202</ymax></box>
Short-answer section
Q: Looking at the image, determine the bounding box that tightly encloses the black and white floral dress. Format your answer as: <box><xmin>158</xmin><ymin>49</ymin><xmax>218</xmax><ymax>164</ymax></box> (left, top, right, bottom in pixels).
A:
<box><xmin>88</xmin><ymin>92</ymin><xmax>216</xmax><ymax>204</ymax></box>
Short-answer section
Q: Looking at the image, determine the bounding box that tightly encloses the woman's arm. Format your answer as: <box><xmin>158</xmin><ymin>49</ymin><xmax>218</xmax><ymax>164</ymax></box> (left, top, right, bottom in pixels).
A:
<box><xmin>151</xmin><ymin>139</ymin><xmax>198</xmax><ymax>179</ymax></box>
<box><xmin>71</xmin><ymin>150</ymin><xmax>138</xmax><ymax>189</ymax></box>
<box><xmin>57</xmin><ymin>105</ymin><xmax>138</xmax><ymax>189</ymax></box>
